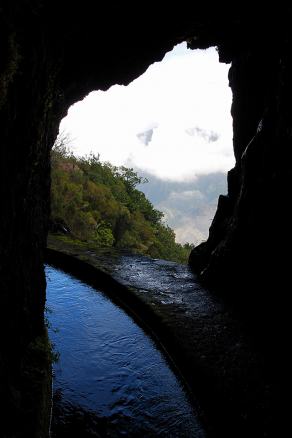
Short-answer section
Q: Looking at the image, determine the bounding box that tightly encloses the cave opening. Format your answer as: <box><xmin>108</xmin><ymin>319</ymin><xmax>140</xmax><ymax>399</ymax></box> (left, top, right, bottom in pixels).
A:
<box><xmin>46</xmin><ymin>42</ymin><xmax>235</xmax><ymax>436</ymax></box>
<box><xmin>50</xmin><ymin>43</ymin><xmax>233</xmax><ymax>263</ymax></box>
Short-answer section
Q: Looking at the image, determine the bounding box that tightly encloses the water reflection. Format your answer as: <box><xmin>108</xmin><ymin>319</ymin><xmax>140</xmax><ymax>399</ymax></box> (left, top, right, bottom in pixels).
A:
<box><xmin>46</xmin><ymin>265</ymin><xmax>206</xmax><ymax>437</ymax></box>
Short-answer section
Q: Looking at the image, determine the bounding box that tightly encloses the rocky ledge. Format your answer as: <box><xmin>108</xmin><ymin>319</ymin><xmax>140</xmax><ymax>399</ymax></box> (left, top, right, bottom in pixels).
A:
<box><xmin>46</xmin><ymin>234</ymin><xmax>281</xmax><ymax>438</ymax></box>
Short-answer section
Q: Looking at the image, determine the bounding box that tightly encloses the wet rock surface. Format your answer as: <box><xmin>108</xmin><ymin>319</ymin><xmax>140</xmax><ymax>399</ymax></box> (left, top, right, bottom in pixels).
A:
<box><xmin>46</xmin><ymin>235</ymin><xmax>281</xmax><ymax>438</ymax></box>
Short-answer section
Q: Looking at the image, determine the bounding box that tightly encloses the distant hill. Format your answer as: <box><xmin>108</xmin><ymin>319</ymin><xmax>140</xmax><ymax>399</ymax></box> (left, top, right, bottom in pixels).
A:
<box><xmin>136</xmin><ymin>170</ymin><xmax>227</xmax><ymax>245</ymax></box>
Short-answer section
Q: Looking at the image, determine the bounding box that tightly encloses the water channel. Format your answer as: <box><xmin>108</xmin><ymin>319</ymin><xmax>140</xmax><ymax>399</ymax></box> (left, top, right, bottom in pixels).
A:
<box><xmin>46</xmin><ymin>265</ymin><xmax>206</xmax><ymax>437</ymax></box>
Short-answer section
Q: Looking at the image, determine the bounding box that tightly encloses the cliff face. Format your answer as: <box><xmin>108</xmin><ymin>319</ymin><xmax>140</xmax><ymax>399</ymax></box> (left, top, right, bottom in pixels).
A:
<box><xmin>189</xmin><ymin>28</ymin><xmax>291</xmax><ymax>312</ymax></box>
<box><xmin>0</xmin><ymin>3</ymin><xmax>290</xmax><ymax>436</ymax></box>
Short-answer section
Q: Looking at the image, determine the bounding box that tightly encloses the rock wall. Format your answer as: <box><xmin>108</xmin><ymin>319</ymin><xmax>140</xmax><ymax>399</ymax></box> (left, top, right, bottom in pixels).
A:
<box><xmin>189</xmin><ymin>19</ymin><xmax>291</xmax><ymax>319</ymax></box>
<box><xmin>0</xmin><ymin>6</ymin><xmax>59</xmax><ymax>436</ymax></box>
<box><xmin>0</xmin><ymin>3</ymin><xmax>289</xmax><ymax>436</ymax></box>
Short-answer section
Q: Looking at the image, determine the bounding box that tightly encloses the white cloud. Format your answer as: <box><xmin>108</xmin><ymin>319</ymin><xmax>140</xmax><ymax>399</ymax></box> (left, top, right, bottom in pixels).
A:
<box><xmin>175</xmin><ymin>222</ymin><xmax>206</xmax><ymax>246</ymax></box>
<box><xmin>169</xmin><ymin>190</ymin><xmax>205</xmax><ymax>201</ymax></box>
<box><xmin>185</xmin><ymin>126</ymin><xmax>219</xmax><ymax>143</ymax></box>
<box><xmin>60</xmin><ymin>43</ymin><xmax>234</xmax><ymax>181</ymax></box>
<box><xmin>137</xmin><ymin>127</ymin><xmax>157</xmax><ymax>145</ymax></box>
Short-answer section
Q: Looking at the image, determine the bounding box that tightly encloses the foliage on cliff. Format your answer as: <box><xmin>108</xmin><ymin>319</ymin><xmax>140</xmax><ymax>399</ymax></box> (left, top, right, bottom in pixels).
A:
<box><xmin>50</xmin><ymin>141</ymin><xmax>194</xmax><ymax>263</ymax></box>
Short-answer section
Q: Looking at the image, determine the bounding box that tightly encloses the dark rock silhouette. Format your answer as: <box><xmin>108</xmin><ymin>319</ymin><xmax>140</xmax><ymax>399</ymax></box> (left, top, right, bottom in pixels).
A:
<box><xmin>0</xmin><ymin>4</ymin><xmax>289</xmax><ymax>437</ymax></box>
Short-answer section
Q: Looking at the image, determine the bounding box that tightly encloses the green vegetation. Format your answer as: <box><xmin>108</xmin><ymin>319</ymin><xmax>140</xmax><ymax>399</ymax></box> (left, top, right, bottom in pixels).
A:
<box><xmin>50</xmin><ymin>140</ymin><xmax>194</xmax><ymax>263</ymax></box>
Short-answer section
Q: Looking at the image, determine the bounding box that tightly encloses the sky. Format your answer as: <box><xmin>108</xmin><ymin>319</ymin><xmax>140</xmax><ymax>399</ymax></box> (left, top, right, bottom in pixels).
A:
<box><xmin>60</xmin><ymin>43</ymin><xmax>233</xmax><ymax>181</ymax></box>
<box><xmin>59</xmin><ymin>43</ymin><xmax>234</xmax><ymax>244</ymax></box>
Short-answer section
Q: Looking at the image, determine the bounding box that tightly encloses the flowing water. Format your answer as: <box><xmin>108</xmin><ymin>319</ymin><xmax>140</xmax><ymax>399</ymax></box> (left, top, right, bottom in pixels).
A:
<box><xmin>46</xmin><ymin>265</ymin><xmax>206</xmax><ymax>437</ymax></box>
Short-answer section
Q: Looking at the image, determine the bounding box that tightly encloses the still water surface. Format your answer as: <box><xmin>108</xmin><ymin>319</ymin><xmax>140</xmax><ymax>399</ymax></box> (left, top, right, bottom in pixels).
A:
<box><xmin>46</xmin><ymin>265</ymin><xmax>206</xmax><ymax>437</ymax></box>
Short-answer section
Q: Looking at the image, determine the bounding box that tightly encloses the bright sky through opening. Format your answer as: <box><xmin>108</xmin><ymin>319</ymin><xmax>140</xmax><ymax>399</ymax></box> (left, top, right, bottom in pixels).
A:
<box><xmin>60</xmin><ymin>43</ymin><xmax>233</xmax><ymax>182</ymax></box>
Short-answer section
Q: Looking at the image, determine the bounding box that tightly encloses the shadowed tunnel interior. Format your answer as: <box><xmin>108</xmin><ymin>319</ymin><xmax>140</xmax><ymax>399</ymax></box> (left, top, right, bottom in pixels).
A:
<box><xmin>0</xmin><ymin>4</ymin><xmax>290</xmax><ymax>437</ymax></box>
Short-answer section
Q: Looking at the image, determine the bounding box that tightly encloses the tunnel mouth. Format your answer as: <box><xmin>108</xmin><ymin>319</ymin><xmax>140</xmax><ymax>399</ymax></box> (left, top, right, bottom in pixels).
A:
<box><xmin>50</xmin><ymin>43</ymin><xmax>233</xmax><ymax>264</ymax></box>
<box><xmin>46</xmin><ymin>46</ymin><xmax>233</xmax><ymax>435</ymax></box>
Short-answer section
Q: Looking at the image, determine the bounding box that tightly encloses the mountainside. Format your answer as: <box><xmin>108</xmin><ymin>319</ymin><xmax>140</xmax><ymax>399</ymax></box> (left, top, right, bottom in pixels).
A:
<box><xmin>50</xmin><ymin>142</ymin><xmax>193</xmax><ymax>263</ymax></box>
